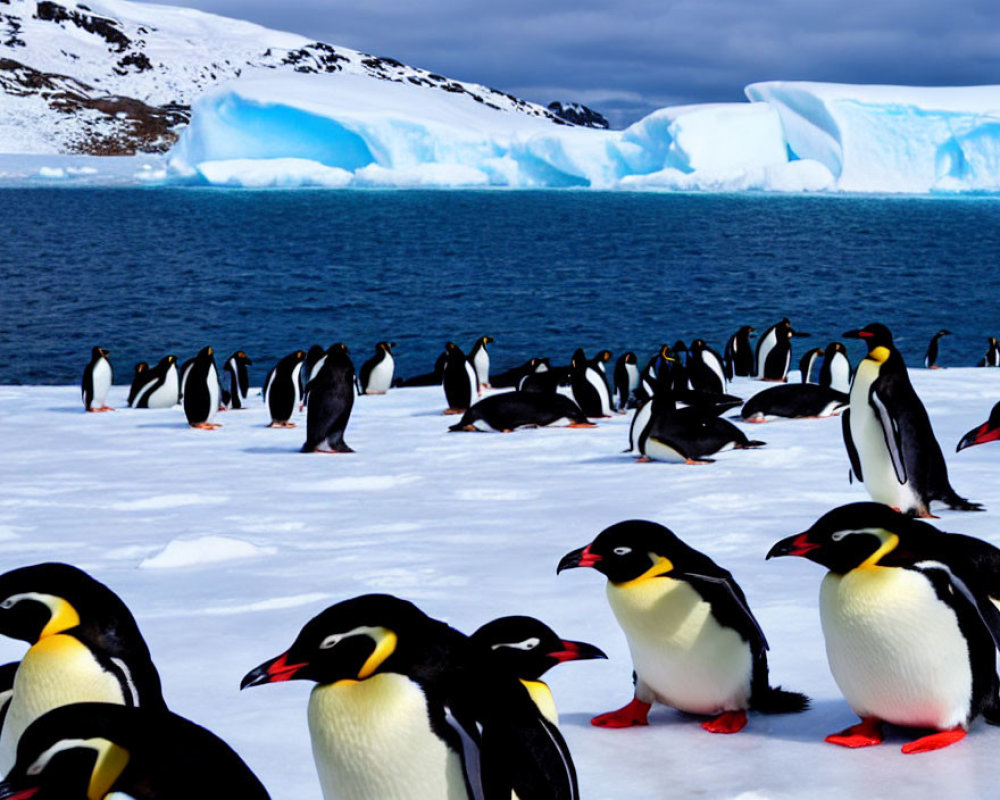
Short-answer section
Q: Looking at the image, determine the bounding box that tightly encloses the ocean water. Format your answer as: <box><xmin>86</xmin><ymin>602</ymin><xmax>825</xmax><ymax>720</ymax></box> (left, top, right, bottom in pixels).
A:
<box><xmin>2</xmin><ymin>188</ymin><xmax>999</xmax><ymax>386</ymax></box>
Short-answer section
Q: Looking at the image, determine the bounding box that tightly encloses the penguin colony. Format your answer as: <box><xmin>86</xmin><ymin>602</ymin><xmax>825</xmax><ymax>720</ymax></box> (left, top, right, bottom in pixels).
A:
<box><xmin>29</xmin><ymin>321</ymin><xmax>998</xmax><ymax>796</ymax></box>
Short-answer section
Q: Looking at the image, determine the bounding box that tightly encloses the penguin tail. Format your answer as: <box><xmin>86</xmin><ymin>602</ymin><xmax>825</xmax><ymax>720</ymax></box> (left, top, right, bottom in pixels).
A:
<box><xmin>751</xmin><ymin>686</ymin><xmax>810</xmax><ymax>715</ymax></box>
<box><xmin>736</xmin><ymin>440</ymin><xmax>766</xmax><ymax>449</ymax></box>
<box><xmin>939</xmin><ymin>488</ymin><xmax>985</xmax><ymax>512</ymax></box>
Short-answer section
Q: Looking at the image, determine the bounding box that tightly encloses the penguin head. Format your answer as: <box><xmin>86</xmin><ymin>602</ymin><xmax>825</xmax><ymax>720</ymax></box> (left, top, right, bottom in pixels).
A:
<box><xmin>470</xmin><ymin>616</ymin><xmax>606</xmax><ymax>680</ymax></box>
<box><xmin>231</xmin><ymin>350</ymin><xmax>252</xmax><ymax>365</ymax></box>
<box><xmin>479</xmin><ymin>336</ymin><xmax>495</xmax><ymax>346</ymax></box>
<box><xmin>672</xmin><ymin>340</ymin><xmax>687</xmax><ymax>353</ymax></box>
<box><xmin>843</xmin><ymin>323</ymin><xmax>894</xmax><ymax>357</ymax></box>
<box><xmin>377</xmin><ymin>341</ymin><xmax>395</xmax><ymax>354</ymax></box>
<box><xmin>570</xmin><ymin>348</ymin><xmax>588</xmax><ymax>368</ymax></box>
<box><xmin>132</xmin><ymin>362</ymin><xmax>148</xmax><ymax>375</ymax></box>
<box><xmin>594</xmin><ymin>350</ymin><xmax>613</xmax><ymax>364</ymax></box>
<box><xmin>157</xmin><ymin>355</ymin><xmax>177</xmax><ymax>369</ymax></box>
<box><xmin>241</xmin><ymin>594</ymin><xmax>433</xmax><ymax>689</ymax></box>
<box><xmin>91</xmin><ymin>347</ymin><xmax>110</xmax><ymax>360</ymax></box>
<box><xmin>739</xmin><ymin>326</ymin><xmax>755</xmax><ymax>336</ymax></box>
<box><xmin>957</xmin><ymin>401</ymin><xmax>1000</xmax><ymax>452</ymax></box>
<box><xmin>557</xmin><ymin>520</ymin><xmax>695</xmax><ymax>585</ymax></box>
<box><xmin>935</xmin><ymin>329</ymin><xmax>952</xmax><ymax>338</ymax></box>
<box><xmin>824</xmin><ymin>341</ymin><xmax>846</xmax><ymax>357</ymax></box>
<box><xmin>619</xmin><ymin>352</ymin><xmax>637</xmax><ymax>366</ymax></box>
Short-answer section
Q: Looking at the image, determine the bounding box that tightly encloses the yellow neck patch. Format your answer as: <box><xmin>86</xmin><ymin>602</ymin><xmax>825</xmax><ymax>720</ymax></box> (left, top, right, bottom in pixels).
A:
<box><xmin>858</xmin><ymin>531</ymin><xmax>899</xmax><ymax>569</ymax></box>
<box><xmin>614</xmin><ymin>555</ymin><xmax>674</xmax><ymax>589</ymax></box>
<box><xmin>866</xmin><ymin>346</ymin><xmax>890</xmax><ymax>364</ymax></box>
<box><xmin>358</xmin><ymin>628</ymin><xmax>398</xmax><ymax>680</ymax></box>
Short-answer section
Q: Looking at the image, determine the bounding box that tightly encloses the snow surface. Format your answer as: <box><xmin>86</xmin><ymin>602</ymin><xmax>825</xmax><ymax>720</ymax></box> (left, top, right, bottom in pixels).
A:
<box><xmin>2</xmin><ymin>370</ymin><xmax>1000</xmax><ymax>799</ymax></box>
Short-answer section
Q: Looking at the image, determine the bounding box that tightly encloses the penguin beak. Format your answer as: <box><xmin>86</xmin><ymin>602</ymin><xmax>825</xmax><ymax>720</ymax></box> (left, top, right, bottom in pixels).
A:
<box><xmin>957</xmin><ymin>422</ymin><xmax>1000</xmax><ymax>452</ymax></box>
<box><xmin>791</xmin><ymin>331</ymin><xmax>811</xmax><ymax>338</ymax></box>
<box><xmin>547</xmin><ymin>639</ymin><xmax>607</xmax><ymax>663</ymax></box>
<box><xmin>842</xmin><ymin>329</ymin><xmax>871</xmax><ymax>339</ymax></box>
<box><xmin>766</xmin><ymin>533</ymin><xmax>820</xmax><ymax>560</ymax></box>
<box><xmin>241</xmin><ymin>652</ymin><xmax>308</xmax><ymax>689</ymax></box>
<box><xmin>557</xmin><ymin>544</ymin><xmax>602</xmax><ymax>573</ymax></box>
<box><xmin>0</xmin><ymin>786</ymin><xmax>40</xmax><ymax>800</ymax></box>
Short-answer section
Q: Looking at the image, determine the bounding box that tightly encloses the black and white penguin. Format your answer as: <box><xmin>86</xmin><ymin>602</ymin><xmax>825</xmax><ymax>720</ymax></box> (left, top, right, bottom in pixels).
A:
<box><xmin>264</xmin><ymin>350</ymin><xmax>306</xmax><ymax>428</ymax></box>
<box><xmin>819</xmin><ymin>341</ymin><xmax>852</xmax><ymax>393</ymax></box>
<box><xmin>301</xmin><ymin>344</ymin><xmax>327</xmax><ymax>396</ymax></box>
<box><xmin>442</xmin><ymin>341</ymin><xmax>478</xmax><ymax>414</ymax></box>
<box><xmin>755</xmin><ymin>318</ymin><xmax>810</xmax><ymax>381</ymax></box>
<box><xmin>686</xmin><ymin>339</ymin><xmax>727</xmax><ymax>395</ymax></box>
<box><xmin>558</xmin><ymin>520</ymin><xmax>808</xmax><ymax>733</ymax></box>
<box><xmin>631</xmin><ymin>394</ymin><xmax>764</xmax><ymax>463</ymax></box>
<box><xmin>302</xmin><ymin>344</ymin><xmax>355</xmax><ymax>454</ymax></box>
<box><xmin>741</xmin><ymin>384</ymin><xmax>848</xmax><ymax>422</ymax></box>
<box><xmin>613</xmin><ymin>352</ymin><xmax>639</xmax><ymax>410</ymax></box>
<box><xmin>724</xmin><ymin>326</ymin><xmax>755</xmax><ymax>379</ymax></box>
<box><xmin>978</xmin><ymin>337</ymin><xmax>1000</xmax><ymax>367</ymax></box>
<box><xmin>672</xmin><ymin>340</ymin><xmax>689</xmax><ymax>368</ymax></box>
<box><xmin>798</xmin><ymin>347</ymin><xmax>823</xmax><ymax>384</ymax></box>
<box><xmin>126</xmin><ymin>361</ymin><xmax>149</xmax><ymax>408</ymax></box>
<box><xmin>570</xmin><ymin>349</ymin><xmax>612</xmax><ymax>418</ymax></box>
<box><xmin>222</xmin><ymin>350</ymin><xmax>253</xmax><ymax>410</ymax></box>
<box><xmin>448</xmin><ymin>392</ymin><xmax>593</xmax><ymax>432</ymax></box>
<box><xmin>767</xmin><ymin>502</ymin><xmax>1000</xmax><ymax>753</ymax></box>
<box><xmin>81</xmin><ymin>346</ymin><xmax>113</xmax><ymax>412</ymax></box>
<box><xmin>924</xmin><ymin>329</ymin><xmax>952</xmax><ymax>369</ymax></box>
<box><xmin>492</xmin><ymin>357</ymin><xmax>549</xmax><ymax>389</ymax></box>
<box><xmin>0</xmin><ymin>562</ymin><xmax>166</xmax><ymax>773</ymax></box>
<box><xmin>842</xmin><ymin>323</ymin><xmax>981</xmax><ymax>516</ymax></box>
<box><xmin>182</xmin><ymin>346</ymin><xmax>221</xmax><ymax>429</ymax></box>
<box><xmin>129</xmin><ymin>354</ymin><xmax>179</xmax><ymax>409</ymax></box>
<box><xmin>590</xmin><ymin>349</ymin><xmax>614</xmax><ymax>377</ymax></box>
<box><xmin>177</xmin><ymin>354</ymin><xmax>196</xmax><ymax>402</ymax></box>
<box><xmin>470</xmin><ymin>616</ymin><xmax>606</xmax><ymax>724</ymax></box>
<box><xmin>469</xmin><ymin>335</ymin><xmax>495</xmax><ymax>394</ymax></box>
<box><xmin>0</xmin><ymin>702</ymin><xmax>270</xmax><ymax>799</ymax></box>
<box><xmin>241</xmin><ymin>594</ymin><xmax>579</xmax><ymax>800</ymax></box>
<box><xmin>957</xmin><ymin>401</ymin><xmax>1000</xmax><ymax>452</ymax></box>
<box><xmin>358</xmin><ymin>341</ymin><xmax>396</xmax><ymax>395</ymax></box>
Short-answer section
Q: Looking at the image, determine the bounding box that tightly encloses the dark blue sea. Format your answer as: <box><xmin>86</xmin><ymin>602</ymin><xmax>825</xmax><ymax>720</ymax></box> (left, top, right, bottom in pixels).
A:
<box><xmin>2</xmin><ymin>188</ymin><xmax>999</xmax><ymax>385</ymax></box>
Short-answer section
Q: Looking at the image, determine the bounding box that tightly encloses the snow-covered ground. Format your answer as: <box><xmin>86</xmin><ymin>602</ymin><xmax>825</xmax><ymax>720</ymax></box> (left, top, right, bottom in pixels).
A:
<box><xmin>1</xmin><ymin>369</ymin><xmax>999</xmax><ymax>799</ymax></box>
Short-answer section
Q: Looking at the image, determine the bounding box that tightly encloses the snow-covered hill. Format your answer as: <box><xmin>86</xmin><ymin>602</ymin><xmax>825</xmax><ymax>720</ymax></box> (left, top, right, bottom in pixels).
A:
<box><xmin>0</xmin><ymin>0</ymin><xmax>598</xmax><ymax>154</ymax></box>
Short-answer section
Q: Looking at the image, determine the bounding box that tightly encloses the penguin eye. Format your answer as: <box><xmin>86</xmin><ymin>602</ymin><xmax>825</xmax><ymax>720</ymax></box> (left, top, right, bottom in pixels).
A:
<box><xmin>831</xmin><ymin>531</ymin><xmax>848</xmax><ymax>542</ymax></box>
<box><xmin>491</xmin><ymin>637</ymin><xmax>541</xmax><ymax>652</ymax></box>
<box><xmin>0</xmin><ymin>597</ymin><xmax>14</xmax><ymax>610</ymax></box>
<box><xmin>613</xmin><ymin>547</ymin><xmax>632</xmax><ymax>556</ymax></box>
<box><xmin>319</xmin><ymin>633</ymin><xmax>346</xmax><ymax>650</ymax></box>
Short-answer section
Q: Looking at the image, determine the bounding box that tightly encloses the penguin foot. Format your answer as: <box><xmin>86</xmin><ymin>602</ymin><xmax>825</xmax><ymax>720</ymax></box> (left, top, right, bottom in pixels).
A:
<box><xmin>636</xmin><ymin>456</ymin><xmax>652</xmax><ymax>463</ymax></box>
<box><xmin>901</xmin><ymin>728</ymin><xmax>965</xmax><ymax>754</ymax></box>
<box><xmin>88</xmin><ymin>406</ymin><xmax>115</xmax><ymax>412</ymax></box>
<box><xmin>825</xmin><ymin>717</ymin><xmax>883</xmax><ymax>748</ymax></box>
<box><xmin>701</xmin><ymin>710</ymin><xmax>748</xmax><ymax>734</ymax></box>
<box><xmin>591</xmin><ymin>698</ymin><xmax>651</xmax><ymax>728</ymax></box>
<box><xmin>568</xmin><ymin>422</ymin><xmax>597</xmax><ymax>428</ymax></box>
<box><xmin>267</xmin><ymin>421</ymin><xmax>296</xmax><ymax>428</ymax></box>
<box><xmin>190</xmin><ymin>422</ymin><xmax>222</xmax><ymax>430</ymax></box>
<box><xmin>684</xmin><ymin>458</ymin><xmax>715</xmax><ymax>465</ymax></box>
<box><xmin>443</xmin><ymin>409</ymin><xmax>465</xmax><ymax>415</ymax></box>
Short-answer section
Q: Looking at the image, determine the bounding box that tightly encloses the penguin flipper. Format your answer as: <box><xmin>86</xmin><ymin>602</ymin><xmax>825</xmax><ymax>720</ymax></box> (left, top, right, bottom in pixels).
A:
<box><xmin>841</xmin><ymin>408</ymin><xmax>863</xmax><ymax>482</ymax></box>
<box><xmin>0</xmin><ymin>661</ymin><xmax>19</xmax><ymax>736</ymax></box>
<box><xmin>478</xmin><ymin>713</ymin><xmax>579</xmax><ymax>800</ymax></box>
<box><xmin>681</xmin><ymin>572</ymin><xmax>769</xmax><ymax>653</ymax></box>
<box><xmin>868</xmin><ymin>385</ymin><xmax>907</xmax><ymax>484</ymax></box>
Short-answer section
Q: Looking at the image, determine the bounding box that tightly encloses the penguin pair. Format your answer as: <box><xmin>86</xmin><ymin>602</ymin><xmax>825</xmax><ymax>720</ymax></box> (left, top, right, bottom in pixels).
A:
<box><xmin>242</xmin><ymin>593</ymin><xmax>580</xmax><ymax>800</ymax></box>
<box><xmin>558</xmin><ymin>521</ymin><xmax>808</xmax><ymax>733</ymax></box>
<box><xmin>442</xmin><ymin>341</ymin><xmax>479</xmax><ymax>414</ymax></box>
<box><xmin>222</xmin><ymin>350</ymin><xmax>253</xmax><ymax>409</ymax></box>
<box><xmin>81</xmin><ymin>347</ymin><xmax>113</xmax><ymax>412</ymax></box>
<box><xmin>768</xmin><ymin>502</ymin><xmax>1000</xmax><ymax>753</ymax></box>
<box><xmin>755</xmin><ymin>319</ymin><xmax>810</xmax><ymax>381</ymax></box>
<box><xmin>128</xmin><ymin>354</ymin><xmax>179</xmax><ymax>409</ymax></box>
<box><xmin>264</xmin><ymin>350</ymin><xmax>306</xmax><ymax>427</ymax></box>
<box><xmin>183</xmin><ymin>346</ymin><xmax>221</xmax><ymax>429</ymax></box>
<box><xmin>924</xmin><ymin>329</ymin><xmax>951</xmax><ymax>368</ymax></box>
<box><xmin>302</xmin><ymin>344</ymin><xmax>355</xmax><ymax>453</ymax></box>
<box><xmin>448</xmin><ymin>391</ymin><xmax>593</xmax><ymax>432</ymax></box>
<box><xmin>358</xmin><ymin>342</ymin><xmax>395</xmax><ymax>395</ymax></box>
<box><xmin>842</xmin><ymin>323</ymin><xmax>980</xmax><ymax>516</ymax></box>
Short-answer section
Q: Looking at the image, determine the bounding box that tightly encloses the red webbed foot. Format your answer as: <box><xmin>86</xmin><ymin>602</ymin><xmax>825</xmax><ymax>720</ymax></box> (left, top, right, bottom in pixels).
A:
<box><xmin>702</xmin><ymin>710</ymin><xmax>747</xmax><ymax>734</ymax></box>
<box><xmin>591</xmin><ymin>697</ymin><xmax>651</xmax><ymax>728</ymax></box>
<box><xmin>825</xmin><ymin>717</ymin><xmax>883</xmax><ymax>748</ymax></box>
<box><xmin>901</xmin><ymin>727</ymin><xmax>965</xmax><ymax>754</ymax></box>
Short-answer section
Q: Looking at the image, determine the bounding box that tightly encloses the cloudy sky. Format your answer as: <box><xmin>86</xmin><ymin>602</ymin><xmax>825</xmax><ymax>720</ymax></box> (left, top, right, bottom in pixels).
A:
<box><xmin>149</xmin><ymin>0</ymin><xmax>1000</xmax><ymax>126</ymax></box>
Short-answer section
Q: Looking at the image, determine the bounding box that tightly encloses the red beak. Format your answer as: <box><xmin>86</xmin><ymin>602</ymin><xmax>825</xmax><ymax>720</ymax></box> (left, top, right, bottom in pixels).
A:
<box><xmin>241</xmin><ymin>652</ymin><xmax>308</xmax><ymax>689</ymax></box>
<box><xmin>547</xmin><ymin>639</ymin><xmax>607</xmax><ymax>663</ymax></box>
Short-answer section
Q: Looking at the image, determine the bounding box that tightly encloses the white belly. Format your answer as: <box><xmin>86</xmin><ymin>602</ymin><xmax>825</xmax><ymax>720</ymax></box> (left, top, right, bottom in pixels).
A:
<box><xmin>820</xmin><ymin>569</ymin><xmax>972</xmax><ymax>729</ymax></box>
<box><xmin>755</xmin><ymin>330</ymin><xmax>777</xmax><ymax>378</ymax></box>
<box><xmin>90</xmin><ymin>358</ymin><xmax>112</xmax><ymax>406</ymax></box>
<box><xmin>366</xmin><ymin>356</ymin><xmax>394</xmax><ymax>394</ymax></box>
<box><xmin>641</xmin><ymin>437</ymin><xmax>687</xmax><ymax>463</ymax></box>
<box><xmin>145</xmin><ymin>365</ymin><xmax>179</xmax><ymax>409</ymax></box>
<box><xmin>307</xmin><ymin>674</ymin><xmax>467</xmax><ymax>800</ymax></box>
<box><xmin>607</xmin><ymin>578</ymin><xmax>752</xmax><ymax>714</ymax></box>
<box><xmin>0</xmin><ymin>635</ymin><xmax>126</xmax><ymax>773</ymax></box>
<box><xmin>472</xmin><ymin>350</ymin><xmax>490</xmax><ymax>386</ymax></box>
<box><xmin>205</xmin><ymin>363</ymin><xmax>220</xmax><ymax>422</ymax></box>
<box><xmin>829</xmin><ymin>357</ymin><xmax>851</xmax><ymax>393</ymax></box>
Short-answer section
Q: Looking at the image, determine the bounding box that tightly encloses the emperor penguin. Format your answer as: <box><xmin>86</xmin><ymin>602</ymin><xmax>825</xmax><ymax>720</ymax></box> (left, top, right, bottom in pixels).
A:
<box><xmin>842</xmin><ymin>323</ymin><xmax>981</xmax><ymax>516</ymax></box>
<box><xmin>264</xmin><ymin>350</ymin><xmax>306</xmax><ymax>428</ymax></box>
<box><xmin>0</xmin><ymin>703</ymin><xmax>270</xmax><ymax>799</ymax></box>
<box><xmin>442</xmin><ymin>342</ymin><xmax>478</xmax><ymax>414</ymax></box>
<box><xmin>978</xmin><ymin>337</ymin><xmax>1000</xmax><ymax>367</ymax></box>
<box><xmin>569</xmin><ymin>349</ymin><xmax>612</xmax><ymax>418</ymax></box>
<box><xmin>0</xmin><ymin>562</ymin><xmax>166</xmax><ymax>773</ymax></box>
<box><xmin>130</xmin><ymin>354</ymin><xmax>179</xmax><ymax>409</ymax></box>
<box><xmin>81</xmin><ymin>346</ymin><xmax>113</xmax><ymax>412</ymax></box>
<box><xmin>755</xmin><ymin>318</ymin><xmax>810</xmax><ymax>381</ymax></box>
<box><xmin>126</xmin><ymin>361</ymin><xmax>149</xmax><ymax>408</ymax></box>
<box><xmin>469</xmin><ymin>335</ymin><xmax>495</xmax><ymax>394</ymax></box>
<box><xmin>686</xmin><ymin>339</ymin><xmax>727</xmax><ymax>395</ymax></box>
<box><xmin>798</xmin><ymin>347</ymin><xmax>824</xmax><ymax>384</ymax></box>
<box><xmin>957</xmin><ymin>401</ymin><xmax>1000</xmax><ymax>452</ymax></box>
<box><xmin>241</xmin><ymin>594</ymin><xmax>580</xmax><ymax>800</ymax></box>
<box><xmin>182</xmin><ymin>346</ymin><xmax>221</xmax><ymax>429</ymax></box>
<box><xmin>302</xmin><ymin>344</ymin><xmax>355</xmax><ymax>453</ymax></box>
<box><xmin>558</xmin><ymin>521</ymin><xmax>808</xmax><ymax>733</ymax></box>
<box><xmin>222</xmin><ymin>350</ymin><xmax>253</xmax><ymax>410</ymax></box>
<box><xmin>470</xmin><ymin>616</ymin><xmax>606</xmax><ymax>725</ymax></box>
<box><xmin>767</xmin><ymin>502</ymin><xmax>1000</xmax><ymax>753</ymax></box>
<box><xmin>723</xmin><ymin>326</ymin><xmax>755</xmax><ymax>379</ymax></box>
<box><xmin>358</xmin><ymin>342</ymin><xmax>396</xmax><ymax>395</ymax></box>
<box><xmin>924</xmin><ymin>329</ymin><xmax>952</xmax><ymax>369</ymax></box>
<box><xmin>818</xmin><ymin>341</ymin><xmax>852</xmax><ymax>393</ymax></box>
<box><xmin>613</xmin><ymin>352</ymin><xmax>639</xmax><ymax>410</ymax></box>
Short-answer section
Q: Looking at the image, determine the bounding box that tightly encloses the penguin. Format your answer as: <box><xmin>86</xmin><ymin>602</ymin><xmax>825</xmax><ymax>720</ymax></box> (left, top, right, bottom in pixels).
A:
<box><xmin>177</xmin><ymin>354</ymin><xmax>196</xmax><ymax>402</ymax></box>
<box><xmin>924</xmin><ymin>329</ymin><xmax>952</xmax><ymax>369</ymax></box>
<box><xmin>222</xmin><ymin>350</ymin><xmax>253</xmax><ymax>410</ymax></box>
<box><xmin>442</xmin><ymin>342</ymin><xmax>478</xmax><ymax>414</ymax></box>
<box><xmin>590</xmin><ymin>349</ymin><xmax>614</xmax><ymax>376</ymax></box>
<box><xmin>613</xmin><ymin>352</ymin><xmax>639</xmax><ymax>410</ymax></box>
<box><xmin>470</xmin><ymin>616</ymin><xmax>606</xmax><ymax>725</ymax></box>
<box><xmin>631</xmin><ymin>394</ymin><xmax>764</xmax><ymax>463</ymax></box>
<box><xmin>755</xmin><ymin>318</ymin><xmax>810</xmax><ymax>381</ymax></box>
<box><xmin>724</xmin><ymin>326</ymin><xmax>755</xmax><ymax>379</ymax></box>
<box><xmin>302</xmin><ymin>344</ymin><xmax>355</xmax><ymax>454</ymax></box>
<box><xmin>0</xmin><ymin>562</ymin><xmax>166</xmax><ymax>773</ymax></box>
<box><xmin>126</xmin><ymin>361</ymin><xmax>149</xmax><ymax>408</ymax></box>
<box><xmin>358</xmin><ymin>342</ymin><xmax>396</xmax><ymax>395</ymax></box>
<box><xmin>557</xmin><ymin>520</ymin><xmax>808</xmax><ymax>733</ymax></box>
<box><xmin>492</xmin><ymin>358</ymin><xmax>549</xmax><ymax>389</ymax></box>
<box><xmin>741</xmin><ymin>384</ymin><xmax>848</xmax><ymax>422</ymax></box>
<box><xmin>798</xmin><ymin>347</ymin><xmax>823</xmax><ymax>384</ymax></box>
<box><xmin>129</xmin><ymin>354</ymin><xmax>179</xmax><ymax>409</ymax></box>
<box><xmin>182</xmin><ymin>346</ymin><xmax>221</xmax><ymax>430</ymax></box>
<box><xmin>264</xmin><ymin>350</ymin><xmax>306</xmax><ymax>428</ymax></box>
<box><xmin>0</xmin><ymin>661</ymin><xmax>16</xmax><ymax>735</ymax></box>
<box><xmin>957</xmin><ymin>401</ymin><xmax>1000</xmax><ymax>452</ymax></box>
<box><xmin>400</xmin><ymin>350</ymin><xmax>448</xmax><ymax>388</ymax></box>
<box><xmin>638</xmin><ymin>351</ymin><xmax>661</xmax><ymax>399</ymax></box>
<box><xmin>569</xmin><ymin>349</ymin><xmax>611</xmax><ymax>418</ymax></box>
<box><xmin>469</xmin><ymin>335</ymin><xmax>495</xmax><ymax>394</ymax></box>
<box><xmin>672</xmin><ymin>341</ymin><xmax>689</xmax><ymax>368</ymax></box>
<box><xmin>978</xmin><ymin>337</ymin><xmax>1000</xmax><ymax>368</ymax></box>
<box><xmin>518</xmin><ymin>369</ymin><xmax>562</xmax><ymax>394</ymax></box>
<box><xmin>0</xmin><ymin>702</ymin><xmax>270</xmax><ymax>799</ymax></box>
<box><xmin>842</xmin><ymin>323</ymin><xmax>981</xmax><ymax>516</ymax></box>
<box><xmin>81</xmin><ymin>346</ymin><xmax>113</xmax><ymax>412</ymax></box>
<box><xmin>819</xmin><ymin>341</ymin><xmax>852</xmax><ymax>393</ymax></box>
<box><xmin>686</xmin><ymin>339</ymin><xmax>727</xmax><ymax>394</ymax></box>
<box><xmin>448</xmin><ymin>392</ymin><xmax>594</xmax><ymax>432</ymax></box>
<box><xmin>767</xmin><ymin>502</ymin><xmax>1000</xmax><ymax>753</ymax></box>
<box><xmin>241</xmin><ymin>593</ymin><xmax>579</xmax><ymax>800</ymax></box>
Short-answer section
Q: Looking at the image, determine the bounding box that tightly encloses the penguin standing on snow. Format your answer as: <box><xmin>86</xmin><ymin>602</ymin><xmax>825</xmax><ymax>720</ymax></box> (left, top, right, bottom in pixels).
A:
<box><xmin>842</xmin><ymin>323</ymin><xmax>981</xmax><ymax>516</ymax></box>
<box><xmin>469</xmin><ymin>335</ymin><xmax>495</xmax><ymax>394</ymax></box>
<box><xmin>442</xmin><ymin>341</ymin><xmax>478</xmax><ymax>414</ymax></box>
<box><xmin>126</xmin><ymin>361</ymin><xmax>149</xmax><ymax>408</ymax></box>
<box><xmin>613</xmin><ymin>352</ymin><xmax>639</xmax><ymax>410</ymax></box>
<box><xmin>241</xmin><ymin>594</ymin><xmax>579</xmax><ymax>800</ymax></box>
<box><xmin>222</xmin><ymin>350</ymin><xmax>253</xmax><ymax>410</ymax></box>
<box><xmin>978</xmin><ymin>337</ymin><xmax>1000</xmax><ymax>367</ymax></box>
<box><xmin>724</xmin><ymin>326</ymin><xmax>755</xmax><ymax>379</ymax></box>
<box><xmin>686</xmin><ymin>339</ymin><xmax>727</xmax><ymax>394</ymax></box>
<box><xmin>767</xmin><ymin>503</ymin><xmax>1000</xmax><ymax>753</ymax></box>
<box><xmin>924</xmin><ymin>329</ymin><xmax>952</xmax><ymax>368</ymax></box>
<box><xmin>570</xmin><ymin>349</ymin><xmax>611</xmax><ymax>418</ymax></box>
<box><xmin>183</xmin><ymin>346</ymin><xmax>221</xmax><ymax>429</ymax></box>
<box><xmin>957</xmin><ymin>401</ymin><xmax>1000</xmax><ymax>451</ymax></box>
<box><xmin>558</xmin><ymin>520</ymin><xmax>808</xmax><ymax>733</ymax></box>
<box><xmin>819</xmin><ymin>342</ymin><xmax>852</xmax><ymax>393</ymax></box>
<box><xmin>755</xmin><ymin>319</ymin><xmax>810</xmax><ymax>381</ymax></box>
<box><xmin>302</xmin><ymin>344</ymin><xmax>355</xmax><ymax>454</ymax></box>
<box><xmin>81</xmin><ymin>346</ymin><xmax>113</xmax><ymax>412</ymax></box>
<box><xmin>358</xmin><ymin>341</ymin><xmax>396</xmax><ymax>395</ymax></box>
<box><xmin>798</xmin><ymin>348</ymin><xmax>824</xmax><ymax>384</ymax></box>
<box><xmin>130</xmin><ymin>354</ymin><xmax>179</xmax><ymax>409</ymax></box>
<box><xmin>264</xmin><ymin>350</ymin><xmax>306</xmax><ymax>428</ymax></box>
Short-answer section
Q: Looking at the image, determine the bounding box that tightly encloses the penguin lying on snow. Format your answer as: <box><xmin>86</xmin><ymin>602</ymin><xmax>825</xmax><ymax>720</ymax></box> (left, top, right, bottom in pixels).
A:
<box><xmin>630</xmin><ymin>394</ymin><xmax>763</xmax><ymax>463</ymax></box>
<box><xmin>302</xmin><ymin>344</ymin><xmax>355</xmax><ymax>454</ymax></box>
<box><xmin>449</xmin><ymin>392</ymin><xmax>593</xmax><ymax>432</ymax></box>
<box><xmin>81</xmin><ymin>346</ymin><xmax>113</xmax><ymax>412</ymax></box>
<box><xmin>126</xmin><ymin>361</ymin><xmax>149</xmax><ymax>408</ymax></box>
<box><xmin>242</xmin><ymin>593</ymin><xmax>579</xmax><ymax>800</ymax></box>
<box><xmin>558</xmin><ymin>521</ymin><xmax>808</xmax><ymax>733</ymax></box>
<box><xmin>957</xmin><ymin>401</ymin><xmax>1000</xmax><ymax>452</ymax></box>
<box><xmin>741</xmin><ymin>384</ymin><xmax>848</xmax><ymax>422</ymax></box>
<box><xmin>0</xmin><ymin>702</ymin><xmax>270</xmax><ymax>799</ymax></box>
<box><xmin>768</xmin><ymin>502</ymin><xmax>1000</xmax><ymax>753</ymax></box>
